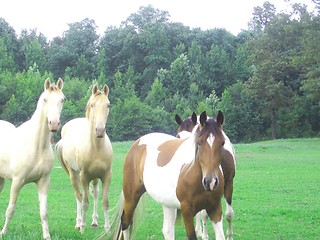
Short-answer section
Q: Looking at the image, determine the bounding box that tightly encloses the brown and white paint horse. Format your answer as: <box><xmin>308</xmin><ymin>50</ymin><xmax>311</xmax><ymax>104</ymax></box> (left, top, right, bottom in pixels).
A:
<box><xmin>56</xmin><ymin>84</ymin><xmax>113</xmax><ymax>233</ymax></box>
<box><xmin>175</xmin><ymin>112</ymin><xmax>236</xmax><ymax>240</ymax></box>
<box><xmin>113</xmin><ymin>111</ymin><xmax>227</xmax><ymax>240</ymax></box>
<box><xmin>0</xmin><ymin>78</ymin><xmax>65</xmax><ymax>239</ymax></box>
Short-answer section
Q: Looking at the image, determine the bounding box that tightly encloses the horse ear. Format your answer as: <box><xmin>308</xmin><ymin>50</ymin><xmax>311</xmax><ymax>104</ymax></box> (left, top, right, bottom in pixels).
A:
<box><xmin>216</xmin><ymin>110</ymin><xmax>224</xmax><ymax>126</ymax></box>
<box><xmin>191</xmin><ymin>112</ymin><xmax>197</xmax><ymax>125</ymax></box>
<box><xmin>57</xmin><ymin>78</ymin><xmax>63</xmax><ymax>90</ymax></box>
<box><xmin>44</xmin><ymin>78</ymin><xmax>51</xmax><ymax>90</ymax></box>
<box><xmin>199</xmin><ymin>111</ymin><xmax>207</xmax><ymax>126</ymax></box>
<box><xmin>175</xmin><ymin>114</ymin><xmax>182</xmax><ymax>125</ymax></box>
<box><xmin>92</xmin><ymin>84</ymin><xmax>98</xmax><ymax>95</ymax></box>
<box><xmin>103</xmin><ymin>84</ymin><xmax>109</xmax><ymax>95</ymax></box>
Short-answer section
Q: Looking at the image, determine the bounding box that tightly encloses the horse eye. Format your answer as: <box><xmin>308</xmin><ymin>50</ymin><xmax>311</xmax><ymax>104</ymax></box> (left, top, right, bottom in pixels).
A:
<box><xmin>222</xmin><ymin>141</ymin><xmax>225</xmax><ymax>147</ymax></box>
<box><xmin>197</xmin><ymin>140</ymin><xmax>203</xmax><ymax>146</ymax></box>
<box><xmin>43</xmin><ymin>98</ymin><xmax>48</xmax><ymax>103</ymax></box>
<box><xmin>107</xmin><ymin>103</ymin><xmax>111</xmax><ymax>108</ymax></box>
<box><xmin>91</xmin><ymin>104</ymin><xmax>94</xmax><ymax>108</ymax></box>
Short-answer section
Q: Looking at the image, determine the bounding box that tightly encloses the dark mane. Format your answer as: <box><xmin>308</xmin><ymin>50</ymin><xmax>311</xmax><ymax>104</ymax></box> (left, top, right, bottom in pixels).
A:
<box><xmin>196</xmin><ymin>118</ymin><xmax>224</xmax><ymax>143</ymax></box>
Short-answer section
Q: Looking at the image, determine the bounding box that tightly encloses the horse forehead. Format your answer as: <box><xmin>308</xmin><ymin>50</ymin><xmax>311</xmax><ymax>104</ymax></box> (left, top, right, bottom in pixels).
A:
<box><xmin>92</xmin><ymin>94</ymin><xmax>109</xmax><ymax>105</ymax></box>
<box><xmin>41</xmin><ymin>91</ymin><xmax>63</xmax><ymax>103</ymax></box>
<box><xmin>206</xmin><ymin>133</ymin><xmax>215</xmax><ymax>147</ymax></box>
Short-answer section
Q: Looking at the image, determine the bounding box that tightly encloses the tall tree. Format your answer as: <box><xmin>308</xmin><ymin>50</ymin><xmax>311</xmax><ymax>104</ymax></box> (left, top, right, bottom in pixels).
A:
<box><xmin>248</xmin><ymin>1</ymin><xmax>276</xmax><ymax>32</ymax></box>
<box><xmin>19</xmin><ymin>29</ymin><xmax>47</xmax><ymax>73</ymax></box>
<box><xmin>0</xmin><ymin>18</ymin><xmax>19</xmax><ymax>72</ymax></box>
<box><xmin>46</xmin><ymin>18</ymin><xmax>99</xmax><ymax>80</ymax></box>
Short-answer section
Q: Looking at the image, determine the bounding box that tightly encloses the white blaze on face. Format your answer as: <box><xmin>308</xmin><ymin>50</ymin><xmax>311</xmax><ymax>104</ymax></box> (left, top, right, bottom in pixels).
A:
<box><xmin>206</xmin><ymin>133</ymin><xmax>215</xmax><ymax>147</ymax></box>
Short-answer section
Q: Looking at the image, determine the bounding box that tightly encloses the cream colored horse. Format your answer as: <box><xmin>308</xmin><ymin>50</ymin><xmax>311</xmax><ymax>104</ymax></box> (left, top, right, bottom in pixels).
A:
<box><xmin>0</xmin><ymin>78</ymin><xmax>65</xmax><ymax>239</ymax></box>
<box><xmin>55</xmin><ymin>84</ymin><xmax>113</xmax><ymax>233</ymax></box>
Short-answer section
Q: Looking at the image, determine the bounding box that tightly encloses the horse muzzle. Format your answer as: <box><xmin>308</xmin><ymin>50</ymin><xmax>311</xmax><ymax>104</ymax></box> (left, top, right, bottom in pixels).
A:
<box><xmin>48</xmin><ymin>120</ymin><xmax>60</xmax><ymax>132</ymax></box>
<box><xmin>95</xmin><ymin>126</ymin><xmax>106</xmax><ymax>138</ymax></box>
<box><xmin>202</xmin><ymin>176</ymin><xmax>219</xmax><ymax>191</ymax></box>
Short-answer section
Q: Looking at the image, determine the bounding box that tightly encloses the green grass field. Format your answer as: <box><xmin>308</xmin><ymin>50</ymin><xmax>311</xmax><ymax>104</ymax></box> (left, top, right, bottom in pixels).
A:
<box><xmin>0</xmin><ymin>138</ymin><xmax>319</xmax><ymax>239</ymax></box>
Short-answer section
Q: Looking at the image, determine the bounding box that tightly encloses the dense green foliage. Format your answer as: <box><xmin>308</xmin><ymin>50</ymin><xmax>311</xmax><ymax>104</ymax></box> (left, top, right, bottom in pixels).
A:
<box><xmin>0</xmin><ymin>2</ymin><xmax>319</xmax><ymax>142</ymax></box>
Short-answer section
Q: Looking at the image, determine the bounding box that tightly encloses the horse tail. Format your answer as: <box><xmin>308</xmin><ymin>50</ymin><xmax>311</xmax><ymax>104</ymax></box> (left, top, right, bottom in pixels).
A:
<box><xmin>94</xmin><ymin>191</ymin><xmax>124</xmax><ymax>240</ymax></box>
<box><xmin>129</xmin><ymin>193</ymin><xmax>147</xmax><ymax>239</ymax></box>
<box><xmin>95</xmin><ymin>192</ymin><xmax>147</xmax><ymax>240</ymax></box>
<box><xmin>55</xmin><ymin>140</ymin><xmax>69</xmax><ymax>176</ymax></box>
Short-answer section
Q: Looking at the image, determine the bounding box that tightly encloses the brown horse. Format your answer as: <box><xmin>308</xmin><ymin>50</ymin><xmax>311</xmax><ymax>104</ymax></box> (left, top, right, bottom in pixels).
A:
<box><xmin>112</xmin><ymin>111</ymin><xmax>227</xmax><ymax>240</ymax></box>
<box><xmin>175</xmin><ymin>112</ymin><xmax>197</xmax><ymax>139</ymax></box>
<box><xmin>175</xmin><ymin>112</ymin><xmax>236</xmax><ymax>240</ymax></box>
<box><xmin>55</xmin><ymin>84</ymin><xmax>113</xmax><ymax>233</ymax></box>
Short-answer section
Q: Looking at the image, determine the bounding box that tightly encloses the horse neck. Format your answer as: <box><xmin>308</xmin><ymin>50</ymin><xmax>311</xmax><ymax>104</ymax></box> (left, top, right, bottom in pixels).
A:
<box><xmin>29</xmin><ymin>108</ymin><xmax>51</xmax><ymax>148</ymax></box>
<box><xmin>87</xmin><ymin>117</ymin><xmax>105</xmax><ymax>148</ymax></box>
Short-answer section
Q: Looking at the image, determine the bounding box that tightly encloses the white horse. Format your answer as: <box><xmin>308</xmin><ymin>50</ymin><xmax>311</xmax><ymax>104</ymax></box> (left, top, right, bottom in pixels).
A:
<box><xmin>0</xmin><ymin>78</ymin><xmax>65</xmax><ymax>239</ymax></box>
<box><xmin>55</xmin><ymin>84</ymin><xmax>113</xmax><ymax>233</ymax></box>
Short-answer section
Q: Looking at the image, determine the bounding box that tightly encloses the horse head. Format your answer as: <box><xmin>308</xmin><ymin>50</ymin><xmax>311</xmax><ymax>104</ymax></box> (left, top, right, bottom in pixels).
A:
<box><xmin>40</xmin><ymin>78</ymin><xmax>65</xmax><ymax>132</ymax></box>
<box><xmin>86</xmin><ymin>84</ymin><xmax>110</xmax><ymax>138</ymax></box>
<box><xmin>175</xmin><ymin>112</ymin><xmax>197</xmax><ymax>138</ymax></box>
<box><xmin>194</xmin><ymin>111</ymin><xmax>225</xmax><ymax>191</ymax></box>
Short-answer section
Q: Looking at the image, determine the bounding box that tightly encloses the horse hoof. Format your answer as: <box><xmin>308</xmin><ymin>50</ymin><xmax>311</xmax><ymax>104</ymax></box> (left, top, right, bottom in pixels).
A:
<box><xmin>91</xmin><ymin>223</ymin><xmax>98</xmax><ymax>228</ymax></box>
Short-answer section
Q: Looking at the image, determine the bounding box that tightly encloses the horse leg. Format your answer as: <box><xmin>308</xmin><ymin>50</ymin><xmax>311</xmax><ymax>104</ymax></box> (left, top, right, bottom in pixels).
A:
<box><xmin>80</xmin><ymin>173</ymin><xmax>90</xmax><ymax>234</ymax></box>
<box><xmin>37</xmin><ymin>175</ymin><xmax>51</xmax><ymax>240</ymax></box>
<box><xmin>91</xmin><ymin>178</ymin><xmax>99</xmax><ymax>228</ymax></box>
<box><xmin>121</xmin><ymin>186</ymin><xmax>146</xmax><ymax>239</ymax></box>
<box><xmin>195</xmin><ymin>212</ymin><xmax>203</xmax><ymax>238</ymax></box>
<box><xmin>200</xmin><ymin>210</ymin><xmax>209</xmax><ymax>240</ymax></box>
<box><xmin>1</xmin><ymin>178</ymin><xmax>23</xmax><ymax>236</ymax></box>
<box><xmin>180</xmin><ymin>203</ymin><xmax>197</xmax><ymax>240</ymax></box>
<box><xmin>162</xmin><ymin>206</ymin><xmax>176</xmax><ymax>240</ymax></box>
<box><xmin>101</xmin><ymin>170</ymin><xmax>112</xmax><ymax>231</ymax></box>
<box><xmin>207</xmin><ymin>204</ymin><xmax>225</xmax><ymax>240</ymax></box>
<box><xmin>224</xmin><ymin>180</ymin><xmax>234</xmax><ymax>240</ymax></box>
<box><xmin>0</xmin><ymin>177</ymin><xmax>5</xmax><ymax>193</ymax></box>
<box><xmin>69</xmin><ymin>171</ymin><xmax>82</xmax><ymax>230</ymax></box>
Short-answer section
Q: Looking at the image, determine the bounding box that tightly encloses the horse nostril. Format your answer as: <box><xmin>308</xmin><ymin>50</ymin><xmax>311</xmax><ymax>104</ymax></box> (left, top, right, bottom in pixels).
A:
<box><xmin>203</xmin><ymin>177</ymin><xmax>210</xmax><ymax>190</ymax></box>
<box><xmin>203</xmin><ymin>177</ymin><xmax>219</xmax><ymax>191</ymax></box>
<box><xmin>214</xmin><ymin>177</ymin><xmax>219</xmax><ymax>189</ymax></box>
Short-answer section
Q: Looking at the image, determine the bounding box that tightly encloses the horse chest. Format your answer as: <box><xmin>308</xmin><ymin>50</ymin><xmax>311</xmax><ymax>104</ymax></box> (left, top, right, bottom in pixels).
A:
<box><xmin>75</xmin><ymin>146</ymin><xmax>112</xmax><ymax>176</ymax></box>
<box><xmin>11</xmin><ymin>148</ymin><xmax>54</xmax><ymax>181</ymax></box>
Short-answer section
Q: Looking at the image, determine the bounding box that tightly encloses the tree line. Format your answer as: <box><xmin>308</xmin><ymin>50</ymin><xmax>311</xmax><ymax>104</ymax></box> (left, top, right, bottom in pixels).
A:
<box><xmin>0</xmin><ymin>2</ymin><xmax>319</xmax><ymax>142</ymax></box>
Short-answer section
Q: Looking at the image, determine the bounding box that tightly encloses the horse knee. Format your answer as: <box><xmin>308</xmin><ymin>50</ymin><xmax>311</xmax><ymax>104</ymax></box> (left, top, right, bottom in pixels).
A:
<box><xmin>5</xmin><ymin>203</ymin><xmax>16</xmax><ymax>218</ymax></box>
<box><xmin>0</xmin><ymin>178</ymin><xmax>5</xmax><ymax>193</ymax></box>
<box><xmin>162</xmin><ymin>226</ymin><xmax>174</xmax><ymax>240</ymax></box>
<box><xmin>225</xmin><ymin>204</ymin><xmax>234</xmax><ymax>222</ymax></box>
<box><xmin>121</xmin><ymin>212</ymin><xmax>130</xmax><ymax>231</ymax></box>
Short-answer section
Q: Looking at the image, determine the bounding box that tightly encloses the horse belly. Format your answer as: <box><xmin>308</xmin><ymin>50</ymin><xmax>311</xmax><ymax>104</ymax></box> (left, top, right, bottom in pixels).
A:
<box><xmin>0</xmin><ymin>121</ymin><xmax>15</xmax><ymax>179</ymax></box>
<box><xmin>143</xmin><ymin>164</ymin><xmax>181</xmax><ymax>209</ymax></box>
<box><xmin>139</xmin><ymin>133</ymin><xmax>181</xmax><ymax>208</ymax></box>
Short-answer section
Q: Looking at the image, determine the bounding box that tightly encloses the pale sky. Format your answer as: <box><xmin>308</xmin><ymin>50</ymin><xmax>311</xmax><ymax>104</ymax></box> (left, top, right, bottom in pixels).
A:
<box><xmin>0</xmin><ymin>0</ymin><xmax>317</xmax><ymax>39</ymax></box>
